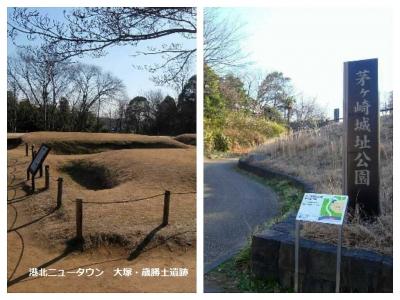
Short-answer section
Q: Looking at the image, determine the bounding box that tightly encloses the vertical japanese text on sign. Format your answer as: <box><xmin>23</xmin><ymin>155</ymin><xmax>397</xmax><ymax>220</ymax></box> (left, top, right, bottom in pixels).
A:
<box><xmin>343</xmin><ymin>58</ymin><xmax>380</xmax><ymax>217</ymax></box>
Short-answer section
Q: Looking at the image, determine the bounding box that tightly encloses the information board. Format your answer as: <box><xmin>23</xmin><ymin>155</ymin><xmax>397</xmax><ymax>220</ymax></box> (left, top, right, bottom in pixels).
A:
<box><xmin>296</xmin><ymin>193</ymin><xmax>348</xmax><ymax>225</ymax></box>
<box><xmin>295</xmin><ymin>193</ymin><xmax>348</xmax><ymax>292</ymax></box>
<box><xmin>28</xmin><ymin>144</ymin><xmax>51</xmax><ymax>176</ymax></box>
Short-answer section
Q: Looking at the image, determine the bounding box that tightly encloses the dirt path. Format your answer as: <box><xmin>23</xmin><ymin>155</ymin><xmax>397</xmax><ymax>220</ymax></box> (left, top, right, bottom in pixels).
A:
<box><xmin>204</xmin><ymin>159</ymin><xmax>278</xmax><ymax>273</ymax></box>
<box><xmin>7</xmin><ymin>233</ymin><xmax>196</xmax><ymax>292</ymax></box>
<box><xmin>7</xmin><ymin>147</ymin><xmax>195</xmax><ymax>292</ymax></box>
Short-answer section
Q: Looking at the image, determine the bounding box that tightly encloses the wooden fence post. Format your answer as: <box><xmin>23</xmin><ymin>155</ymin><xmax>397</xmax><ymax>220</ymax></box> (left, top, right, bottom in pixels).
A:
<box><xmin>31</xmin><ymin>174</ymin><xmax>35</xmax><ymax>193</ymax></box>
<box><xmin>31</xmin><ymin>145</ymin><xmax>34</xmax><ymax>159</ymax></box>
<box><xmin>162</xmin><ymin>190</ymin><xmax>171</xmax><ymax>226</ymax></box>
<box><xmin>57</xmin><ymin>177</ymin><xmax>63</xmax><ymax>209</ymax></box>
<box><xmin>25</xmin><ymin>143</ymin><xmax>28</xmax><ymax>156</ymax></box>
<box><xmin>76</xmin><ymin>198</ymin><xmax>83</xmax><ymax>241</ymax></box>
<box><xmin>45</xmin><ymin>165</ymin><xmax>50</xmax><ymax>189</ymax></box>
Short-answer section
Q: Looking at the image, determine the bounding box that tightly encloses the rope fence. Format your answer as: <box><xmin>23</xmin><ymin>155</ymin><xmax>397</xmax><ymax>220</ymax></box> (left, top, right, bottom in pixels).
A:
<box><xmin>79</xmin><ymin>193</ymin><xmax>165</xmax><ymax>205</ymax></box>
<box><xmin>20</xmin><ymin>142</ymin><xmax>196</xmax><ymax>247</ymax></box>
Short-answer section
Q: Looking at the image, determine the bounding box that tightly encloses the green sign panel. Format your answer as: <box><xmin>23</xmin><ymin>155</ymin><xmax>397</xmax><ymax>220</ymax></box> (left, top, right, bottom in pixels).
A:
<box><xmin>296</xmin><ymin>193</ymin><xmax>348</xmax><ymax>225</ymax></box>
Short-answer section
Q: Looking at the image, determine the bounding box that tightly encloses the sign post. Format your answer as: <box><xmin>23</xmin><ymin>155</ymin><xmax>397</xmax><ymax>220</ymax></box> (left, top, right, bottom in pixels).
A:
<box><xmin>295</xmin><ymin>193</ymin><xmax>348</xmax><ymax>293</ymax></box>
<box><xmin>26</xmin><ymin>144</ymin><xmax>51</xmax><ymax>192</ymax></box>
<box><xmin>343</xmin><ymin>58</ymin><xmax>380</xmax><ymax>217</ymax></box>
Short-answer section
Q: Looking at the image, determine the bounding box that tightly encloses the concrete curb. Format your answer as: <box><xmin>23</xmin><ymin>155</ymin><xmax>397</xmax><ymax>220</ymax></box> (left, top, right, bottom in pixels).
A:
<box><xmin>238</xmin><ymin>157</ymin><xmax>315</xmax><ymax>193</ymax></box>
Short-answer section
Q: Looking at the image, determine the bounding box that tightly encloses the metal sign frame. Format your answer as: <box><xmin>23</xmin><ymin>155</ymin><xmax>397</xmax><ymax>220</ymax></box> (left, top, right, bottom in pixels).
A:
<box><xmin>294</xmin><ymin>194</ymin><xmax>348</xmax><ymax>293</ymax></box>
<box><xmin>27</xmin><ymin>144</ymin><xmax>51</xmax><ymax>176</ymax></box>
<box><xmin>295</xmin><ymin>220</ymin><xmax>344</xmax><ymax>293</ymax></box>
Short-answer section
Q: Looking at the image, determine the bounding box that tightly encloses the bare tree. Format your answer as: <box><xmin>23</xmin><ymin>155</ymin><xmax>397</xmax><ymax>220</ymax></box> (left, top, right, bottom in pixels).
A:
<box><xmin>381</xmin><ymin>91</ymin><xmax>393</xmax><ymax>114</ymax></box>
<box><xmin>240</xmin><ymin>68</ymin><xmax>266</xmax><ymax>99</ymax></box>
<box><xmin>115</xmin><ymin>99</ymin><xmax>128</xmax><ymax>132</ymax></box>
<box><xmin>7</xmin><ymin>49</ymin><xmax>73</xmax><ymax>130</ymax></box>
<box><xmin>7</xmin><ymin>72</ymin><xmax>20</xmax><ymax>132</ymax></box>
<box><xmin>69</xmin><ymin>63</ymin><xmax>125</xmax><ymax>130</ymax></box>
<box><xmin>8</xmin><ymin>7</ymin><xmax>196</xmax><ymax>85</ymax></box>
<box><xmin>149</xmin><ymin>60</ymin><xmax>194</xmax><ymax>96</ymax></box>
<box><xmin>144</xmin><ymin>89</ymin><xmax>165</xmax><ymax>119</ymax></box>
<box><xmin>293</xmin><ymin>94</ymin><xmax>326</xmax><ymax>122</ymax></box>
<box><xmin>204</xmin><ymin>9</ymin><xmax>248</xmax><ymax>72</ymax></box>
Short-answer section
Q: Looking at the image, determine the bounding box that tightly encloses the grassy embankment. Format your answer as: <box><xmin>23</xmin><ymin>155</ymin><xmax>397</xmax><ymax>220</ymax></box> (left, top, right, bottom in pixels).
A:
<box><xmin>248</xmin><ymin>115</ymin><xmax>392</xmax><ymax>256</ymax></box>
<box><xmin>21</xmin><ymin>131</ymin><xmax>191</xmax><ymax>154</ymax></box>
<box><xmin>204</xmin><ymin>111</ymin><xmax>286</xmax><ymax>158</ymax></box>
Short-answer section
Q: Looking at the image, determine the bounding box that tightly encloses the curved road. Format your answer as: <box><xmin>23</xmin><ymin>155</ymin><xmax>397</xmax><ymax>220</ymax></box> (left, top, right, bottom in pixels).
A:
<box><xmin>204</xmin><ymin>159</ymin><xmax>279</xmax><ymax>273</ymax></box>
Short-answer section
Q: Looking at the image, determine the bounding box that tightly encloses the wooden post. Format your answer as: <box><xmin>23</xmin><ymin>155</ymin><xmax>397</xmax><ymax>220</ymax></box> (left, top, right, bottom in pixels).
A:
<box><xmin>76</xmin><ymin>199</ymin><xmax>83</xmax><ymax>241</ymax></box>
<box><xmin>31</xmin><ymin>145</ymin><xmax>34</xmax><ymax>159</ymax></box>
<box><xmin>45</xmin><ymin>165</ymin><xmax>50</xmax><ymax>189</ymax></box>
<box><xmin>31</xmin><ymin>174</ymin><xmax>35</xmax><ymax>193</ymax></box>
<box><xmin>162</xmin><ymin>190</ymin><xmax>171</xmax><ymax>226</ymax></box>
<box><xmin>39</xmin><ymin>163</ymin><xmax>43</xmax><ymax>178</ymax></box>
<box><xmin>57</xmin><ymin>177</ymin><xmax>63</xmax><ymax>209</ymax></box>
<box><xmin>33</xmin><ymin>150</ymin><xmax>37</xmax><ymax>160</ymax></box>
<box><xmin>25</xmin><ymin>143</ymin><xmax>29</xmax><ymax>156</ymax></box>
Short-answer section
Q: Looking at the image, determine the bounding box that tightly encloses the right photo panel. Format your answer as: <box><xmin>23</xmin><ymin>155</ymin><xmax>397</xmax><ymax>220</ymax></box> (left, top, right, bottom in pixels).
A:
<box><xmin>203</xmin><ymin>6</ymin><xmax>393</xmax><ymax>293</ymax></box>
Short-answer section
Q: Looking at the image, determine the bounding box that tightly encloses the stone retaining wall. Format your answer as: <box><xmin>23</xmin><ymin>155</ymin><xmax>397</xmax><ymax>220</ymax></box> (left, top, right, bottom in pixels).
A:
<box><xmin>238</xmin><ymin>157</ymin><xmax>314</xmax><ymax>193</ymax></box>
<box><xmin>238</xmin><ymin>158</ymin><xmax>393</xmax><ymax>292</ymax></box>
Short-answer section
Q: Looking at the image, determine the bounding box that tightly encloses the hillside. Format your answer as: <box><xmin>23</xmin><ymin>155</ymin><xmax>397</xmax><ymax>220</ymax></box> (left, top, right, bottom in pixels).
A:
<box><xmin>205</xmin><ymin>111</ymin><xmax>286</xmax><ymax>155</ymax></box>
<box><xmin>244</xmin><ymin>115</ymin><xmax>393</xmax><ymax>255</ymax></box>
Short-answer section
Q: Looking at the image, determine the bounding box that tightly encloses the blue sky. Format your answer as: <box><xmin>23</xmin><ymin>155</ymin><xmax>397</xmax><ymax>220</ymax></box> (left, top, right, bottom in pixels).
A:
<box><xmin>214</xmin><ymin>7</ymin><xmax>393</xmax><ymax>117</ymax></box>
<box><xmin>7</xmin><ymin>7</ymin><xmax>196</xmax><ymax>99</ymax></box>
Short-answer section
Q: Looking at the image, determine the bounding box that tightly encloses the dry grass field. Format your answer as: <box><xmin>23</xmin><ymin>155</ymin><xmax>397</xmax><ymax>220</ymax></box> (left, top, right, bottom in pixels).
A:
<box><xmin>20</xmin><ymin>131</ymin><xmax>189</xmax><ymax>154</ymax></box>
<box><xmin>7</xmin><ymin>132</ymin><xmax>196</xmax><ymax>292</ymax></box>
<box><xmin>246</xmin><ymin>115</ymin><xmax>393</xmax><ymax>255</ymax></box>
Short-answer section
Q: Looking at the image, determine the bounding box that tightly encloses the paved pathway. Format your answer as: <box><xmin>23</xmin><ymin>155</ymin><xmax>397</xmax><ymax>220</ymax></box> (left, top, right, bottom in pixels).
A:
<box><xmin>204</xmin><ymin>159</ymin><xmax>279</xmax><ymax>274</ymax></box>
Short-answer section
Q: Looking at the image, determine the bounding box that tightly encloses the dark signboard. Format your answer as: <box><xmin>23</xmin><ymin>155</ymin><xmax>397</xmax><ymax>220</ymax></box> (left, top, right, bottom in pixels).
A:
<box><xmin>343</xmin><ymin>58</ymin><xmax>380</xmax><ymax>217</ymax></box>
<box><xmin>334</xmin><ymin>108</ymin><xmax>340</xmax><ymax>122</ymax></box>
<box><xmin>28</xmin><ymin>144</ymin><xmax>51</xmax><ymax>176</ymax></box>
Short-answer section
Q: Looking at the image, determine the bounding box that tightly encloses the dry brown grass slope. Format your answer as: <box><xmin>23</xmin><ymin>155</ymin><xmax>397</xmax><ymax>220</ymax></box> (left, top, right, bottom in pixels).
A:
<box><xmin>8</xmin><ymin>132</ymin><xmax>196</xmax><ymax>290</ymax></box>
<box><xmin>21</xmin><ymin>132</ymin><xmax>190</xmax><ymax>154</ymax></box>
<box><xmin>246</xmin><ymin>115</ymin><xmax>392</xmax><ymax>255</ymax></box>
<box><xmin>23</xmin><ymin>148</ymin><xmax>196</xmax><ymax>251</ymax></box>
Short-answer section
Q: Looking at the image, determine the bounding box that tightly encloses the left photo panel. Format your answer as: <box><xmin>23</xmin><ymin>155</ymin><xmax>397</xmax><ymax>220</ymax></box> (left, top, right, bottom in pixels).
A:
<box><xmin>7</xmin><ymin>7</ymin><xmax>197</xmax><ymax>292</ymax></box>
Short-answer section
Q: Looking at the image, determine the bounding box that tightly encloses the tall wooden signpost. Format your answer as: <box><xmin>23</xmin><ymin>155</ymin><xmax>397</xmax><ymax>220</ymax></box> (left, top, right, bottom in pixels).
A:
<box><xmin>343</xmin><ymin>58</ymin><xmax>380</xmax><ymax>217</ymax></box>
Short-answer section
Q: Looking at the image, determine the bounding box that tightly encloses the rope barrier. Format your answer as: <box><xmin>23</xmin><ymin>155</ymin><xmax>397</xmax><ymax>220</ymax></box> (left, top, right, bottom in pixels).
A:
<box><xmin>74</xmin><ymin>191</ymin><xmax>196</xmax><ymax>205</ymax></box>
<box><xmin>79</xmin><ymin>193</ymin><xmax>165</xmax><ymax>205</ymax></box>
<box><xmin>14</xmin><ymin>157</ymin><xmax>196</xmax><ymax>206</ymax></box>
<box><xmin>170</xmin><ymin>191</ymin><xmax>196</xmax><ymax>195</ymax></box>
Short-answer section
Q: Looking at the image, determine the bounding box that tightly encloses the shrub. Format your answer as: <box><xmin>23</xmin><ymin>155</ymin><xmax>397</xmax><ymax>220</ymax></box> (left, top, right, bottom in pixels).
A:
<box><xmin>204</xmin><ymin>111</ymin><xmax>286</xmax><ymax>154</ymax></box>
<box><xmin>213</xmin><ymin>131</ymin><xmax>230</xmax><ymax>152</ymax></box>
<box><xmin>222</xmin><ymin>111</ymin><xmax>286</xmax><ymax>153</ymax></box>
